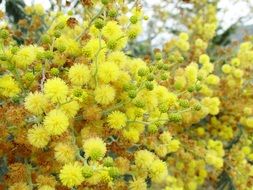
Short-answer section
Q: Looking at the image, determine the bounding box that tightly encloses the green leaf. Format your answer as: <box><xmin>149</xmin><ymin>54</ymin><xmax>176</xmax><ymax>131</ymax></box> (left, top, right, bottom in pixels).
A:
<box><xmin>217</xmin><ymin>171</ymin><xmax>236</xmax><ymax>190</ymax></box>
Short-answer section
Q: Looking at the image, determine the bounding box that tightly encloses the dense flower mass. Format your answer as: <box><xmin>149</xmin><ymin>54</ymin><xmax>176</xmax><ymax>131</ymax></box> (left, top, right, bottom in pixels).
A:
<box><xmin>0</xmin><ymin>0</ymin><xmax>253</xmax><ymax>190</ymax></box>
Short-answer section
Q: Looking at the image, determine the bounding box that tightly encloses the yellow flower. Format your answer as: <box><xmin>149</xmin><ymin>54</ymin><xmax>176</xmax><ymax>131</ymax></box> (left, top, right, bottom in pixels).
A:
<box><xmin>68</xmin><ymin>64</ymin><xmax>91</xmax><ymax>86</ymax></box>
<box><xmin>107</xmin><ymin>111</ymin><xmax>127</xmax><ymax>129</ymax></box>
<box><xmin>44</xmin><ymin>109</ymin><xmax>69</xmax><ymax>135</ymax></box>
<box><xmin>205</xmin><ymin>74</ymin><xmax>220</xmax><ymax>85</ymax></box>
<box><xmin>55</xmin><ymin>35</ymin><xmax>81</xmax><ymax>57</ymax></box>
<box><xmin>82</xmin><ymin>38</ymin><xmax>106</xmax><ymax>60</ymax></box>
<box><xmin>0</xmin><ymin>75</ymin><xmax>20</xmax><ymax>97</ymax></box>
<box><xmin>102</xmin><ymin>21</ymin><xmax>127</xmax><ymax>50</ymax></box>
<box><xmin>24</xmin><ymin>92</ymin><xmax>48</xmax><ymax>115</ymax></box>
<box><xmin>102</xmin><ymin>21</ymin><xmax>124</xmax><ymax>40</ymax></box>
<box><xmin>34</xmin><ymin>4</ymin><xmax>45</xmax><ymax>15</ymax></box>
<box><xmin>201</xmin><ymin>97</ymin><xmax>220</xmax><ymax>115</ymax></box>
<box><xmin>59</xmin><ymin>162</ymin><xmax>84</xmax><ymax>188</ymax></box>
<box><xmin>13</xmin><ymin>45</ymin><xmax>41</xmax><ymax>68</ymax></box>
<box><xmin>107</xmin><ymin>51</ymin><xmax>127</xmax><ymax>68</ymax></box>
<box><xmin>233</xmin><ymin>68</ymin><xmax>244</xmax><ymax>79</ymax></box>
<box><xmin>246</xmin><ymin>117</ymin><xmax>253</xmax><ymax>128</ymax></box>
<box><xmin>167</xmin><ymin>139</ymin><xmax>180</xmax><ymax>153</ymax></box>
<box><xmin>199</xmin><ymin>54</ymin><xmax>210</xmax><ymax>64</ymax></box>
<box><xmin>44</xmin><ymin>78</ymin><xmax>68</xmax><ymax>103</ymax></box>
<box><xmin>221</xmin><ymin>64</ymin><xmax>232</xmax><ymax>74</ymax></box>
<box><xmin>129</xmin><ymin>178</ymin><xmax>147</xmax><ymax>190</ymax></box>
<box><xmin>27</xmin><ymin>126</ymin><xmax>50</xmax><ymax>148</ymax></box>
<box><xmin>9</xmin><ymin>183</ymin><xmax>30</xmax><ymax>190</ymax></box>
<box><xmin>54</xmin><ymin>143</ymin><xmax>75</xmax><ymax>164</ymax></box>
<box><xmin>94</xmin><ymin>85</ymin><xmax>115</xmax><ymax>105</ymax></box>
<box><xmin>98</xmin><ymin>62</ymin><xmax>120</xmax><ymax>83</ymax></box>
<box><xmin>149</xmin><ymin>159</ymin><xmax>168</xmax><ymax>183</ymax></box>
<box><xmin>123</xmin><ymin>127</ymin><xmax>140</xmax><ymax>143</ymax></box>
<box><xmin>159</xmin><ymin>132</ymin><xmax>172</xmax><ymax>144</ymax></box>
<box><xmin>185</xmin><ymin>63</ymin><xmax>198</xmax><ymax>84</ymax></box>
<box><xmin>205</xmin><ymin>151</ymin><xmax>223</xmax><ymax>169</ymax></box>
<box><xmin>127</xmin><ymin>24</ymin><xmax>142</xmax><ymax>39</ymax></box>
<box><xmin>60</xmin><ymin>100</ymin><xmax>80</xmax><ymax>118</ymax></box>
<box><xmin>38</xmin><ymin>185</ymin><xmax>55</xmax><ymax>190</ymax></box>
<box><xmin>83</xmin><ymin>137</ymin><xmax>106</xmax><ymax>160</ymax></box>
<box><xmin>134</xmin><ymin>150</ymin><xmax>155</xmax><ymax>171</ymax></box>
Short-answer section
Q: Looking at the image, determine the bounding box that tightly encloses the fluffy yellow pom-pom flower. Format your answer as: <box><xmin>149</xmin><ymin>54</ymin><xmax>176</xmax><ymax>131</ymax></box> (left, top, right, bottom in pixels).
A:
<box><xmin>107</xmin><ymin>111</ymin><xmax>127</xmax><ymax>129</ymax></box>
<box><xmin>60</xmin><ymin>100</ymin><xmax>80</xmax><ymax>118</ymax></box>
<box><xmin>98</xmin><ymin>62</ymin><xmax>120</xmax><ymax>83</ymax></box>
<box><xmin>59</xmin><ymin>162</ymin><xmax>84</xmax><ymax>188</ymax></box>
<box><xmin>44</xmin><ymin>109</ymin><xmax>69</xmax><ymax>135</ymax></box>
<box><xmin>13</xmin><ymin>45</ymin><xmax>40</xmax><ymax>68</ymax></box>
<box><xmin>68</xmin><ymin>63</ymin><xmax>91</xmax><ymax>86</ymax></box>
<box><xmin>44</xmin><ymin>78</ymin><xmax>68</xmax><ymax>103</ymax></box>
<box><xmin>102</xmin><ymin>21</ymin><xmax>124</xmax><ymax>40</ymax></box>
<box><xmin>83</xmin><ymin>137</ymin><xmax>106</xmax><ymax>160</ymax></box>
<box><xmin>134</xmin><ymin>150</ymin><xmax>155</xmax><ymax>171</ymax></box>
<box><xmin>201</xmin><ymin>97</ymin><xmax>220</xmax><ymax>115</ymax></box>
<box><xmin>0</xmin><ymin>75</ymin><xmax>20</xmax><ymax>97</ymax></box>
<box><xmin>24</xmin><ymin>91</ymin><xmax>48</xmax><ymax>115</ymax></box>
<box><xmin>199</xmin><ymin>54</ymin><xmax>210</xmax><ymax>64</ymax></box>
<box><xmin>149</xmin><ymin>159</ymin><xmax>168</xmax><ymax>183</ymax></box>
<box><xmin>27</xmin><ymin>126</ymin><xmax>50</xmax><ymax>148</ymax></box>
<box><xmin>54</xmin><ymin>143</ymin><xmax>76</xmax><ymax>164</ymax></box>
<box><xmin>246</xmin><ymin>117</ymin><xmax>253</xmax><ymax>128</ymax></box>
<box><xmin>9</xmin><ymin>182</ymin><xmax>30</xmax><ymax>190</ymax></box>
<box><xmin>38</xmin><ymin>185</ymin><xmax>55</xmax><ymax>190</ymax></box>
<box><xmin>94</xmin><ymin>85</ymin><xmax>115</xmax><ymax>105</ymax></box>
<box><xmin>129</xmin><ymin>178</ymin><xmax>147</xmax><ymax>190</ymax></box>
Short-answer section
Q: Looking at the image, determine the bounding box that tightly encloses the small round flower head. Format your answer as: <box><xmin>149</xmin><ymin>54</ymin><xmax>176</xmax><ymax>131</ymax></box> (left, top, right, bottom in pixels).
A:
<box><xmin>205</xmin><ymin>151</ymin><xmax>223</xmax><ymax>169</ymax></box>
<box><xmin>98</xmin><ymin>62</ymin><xmax>120</xmax><ymax>83</ymax></box>
<box><xmin>82</xmin><ymin>38</ymin><xmax>106</xmax><ymax>60</ymax></box>
<box><xmin>24</xmin><ymin>91</ymin><xmax>48</xmax><ymax>115</ymax></box>
<box><xmin>60</xmin><ymin>100</ymin><xmax>80</xmax><ymax>118</ymax></box>
<box><xmin>134</xmin><ymin>150</ymin><xmax>155</xmax><ymax>171</ymax></box>
<box><xmin>13</xmin><ymin>45</ymin><xmax>39</xmax><ymax>68</ymax></box>
<box><xmin>27</xmin><ymin>125</ymin><xmax>50</xmax><ymax>148</ymax></box>
<box><xmin>55</xmin><ymin>36</ymin><xmax>81</xmax><ymax>57</ymax></box>
<box><xmin>9</xmin><ymin>182</ymin><xmax>30</xmax><ymax>190</ymax></box>
<box><xmin>159</xmin><ymin>132</ymin><xmax>172</xmax><ymax>144</ymax></box>
<box><xmin>94</xmin><ymin>85</ymin><xmax>115</xmax><ymax>105</ymax></box>
<box><xmin>44</xmin><ymin>78</ymin><xmax>68</xmax><ymax>103</ymax></box>
<box><xmin>54</xmin><ymin>143</ymin><xmax>76</xmax><ymax>164</ymax></box>
<box><xmin>0</xmin><ymin>75</ymin><xmax>20</xmax><ymax>97</ymax></box>
<box><xmin>59</xmin><ymin>162</ymin><xmax>84</xmax><ymax>188</ymax></box>
<box><xmin>199</xmin><ymin>54</ymin><xmax>210</xmax><ymax>64</ymax></box>
<box><xmin>107</xmin><ymin>111</ymin><xmax>127</xmax><ymax>129</ymax></box>
<box><xmin>167</xmin><ymin>139</ymin><xmax>180</xmax><ymax>153</ymax></box>
<box><xmin>221</xmin><ymin>64</ymin><xmax>232</xmax><ymax>74</ymax></box>
<box><xmin>102</xmin><ymin>21</ymin><xmax>124</xmax><ymax>40</ymax></box>
<box><xmin>38</xmin><ymin>185</ymin><xmax>55</xmax><ymax>190</ymax></box>
<box><xmin>33</xmin><ymin>4</ymin><xmax>45</xmax><ymax>15</ymax></box>
<box><xmin>123</xmin><ymin>128</ymin><xmax>140</xmax><ymax>143</ymax></box>
<box><xmin>149</xmin><ymin>159</ymin><xmax>168</xmax><ymax>183</ymax></box>
<box><xmin>68</xmin><ymin>63</ymin><xmax>91</xmax><ymax>86</ymax></box>
<box><xmin>233</xmin><ymin>68</ymin><xmax>244</xmax><ymax>79</ymax></box>
<box><xmin>44</xmin><ymin>109</ymin><xmax>69</xmax><ymax>135</ymax></box>
<box><xmin>246</xmin><ymin>117</ymin><xmax>253</xmax><ymax>128</ymax></box>
<box><xmin>201</xmin><ymin>97</ymin><xmax>220</xmax><ymax>115</ymax></box>
<box><xmin>83</xmin><ymin>137</ymin><xmax>106</xmax><ymax>160</ymax></box>
<box><xmin>205</xmin><ymin>74</ymin><xmax>220</xmax><ymax>85</ymax></box>
<box><xmin>185</xmin><ymin>63</ymin><xmax>198</xmax><ymax>84</ymax></box>
<box><xmin>129</xmin><ymin>178</ymin><xmax>147</xmax><ymax>190</ymax></box>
